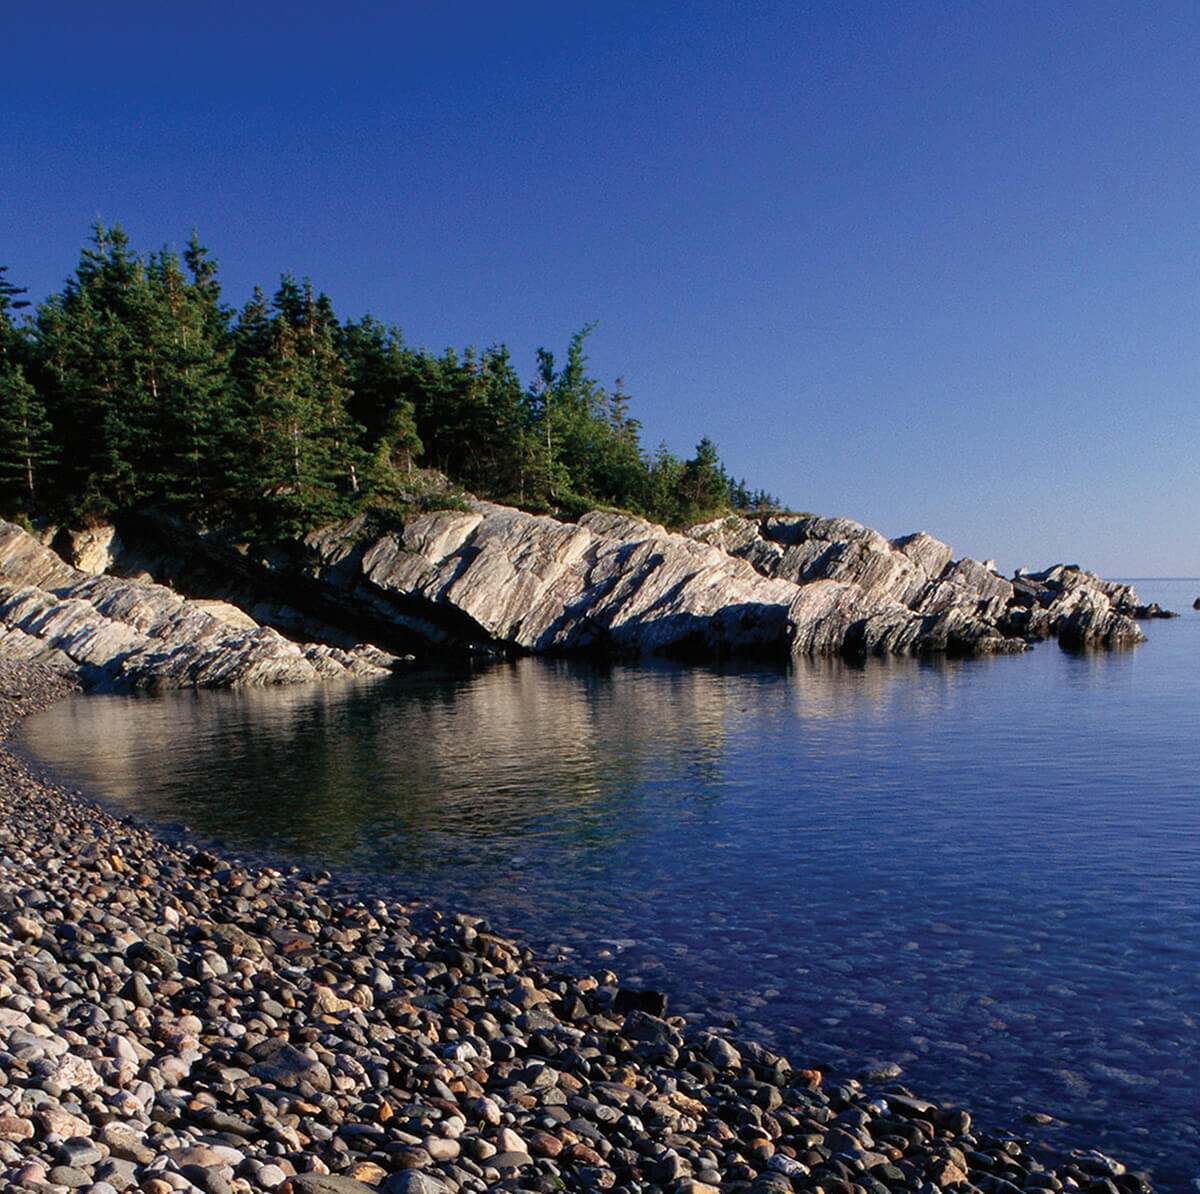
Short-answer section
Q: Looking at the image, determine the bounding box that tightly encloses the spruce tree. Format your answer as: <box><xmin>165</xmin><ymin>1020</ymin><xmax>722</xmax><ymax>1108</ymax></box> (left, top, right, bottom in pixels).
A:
<box><xmin>231</xmin><ymin>278</ymin><xmax>367</xmax><ymax>530</ymax></box>
<box><xmin>0</xmin><ymin>362</ymin><xmax>56</xmax><ymax>510</ymax></box>
<box><xmin>31</xmin><ymin>223</ymin><xmax>236</xmax><ymax>516</ymax></box>
<box><xmin>139</xmin><ymin>244</ymin><xmax>234</xmax><ymax>505</ymax></box>
<box><xmin>0</xmin><ymin>264</ymin><xmax>31</xmax><ymax>338</ymax></box>
<box><xmin>340</xmin><ymin>316</ymin><xmax>422</xmax><ymax>502</ymax></box>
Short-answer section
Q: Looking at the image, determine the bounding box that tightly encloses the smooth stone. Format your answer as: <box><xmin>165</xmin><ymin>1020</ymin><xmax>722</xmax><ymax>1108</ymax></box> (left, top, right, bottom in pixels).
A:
<box><xmin>57</xmin><ymin>1138</ymin><xmax>105</xmax><ymax>1167</ymax></box>
<box><xmin>0</xmin><ymin>1114</ymin><xmax>34</xmax><ymax>1141</ymax></box>
<box><xmin>287</xmin><ymin>1177</ymin><xmax>382</xmax><ymax>1194</ymax></box>
<box><xmin>46</xmin><ymin>1164</ymin><xmax>96</xmax><ymax>1188</ymax></box>
<box><xmin>382</xmin><ymin>1171</ymin><xmax>453</xmax><ymax>1194</ymax></box>
<box><xmin>489</xmin><ymin>1150</ymin><xmax>534</xmax><ymax>1170</ymax></box>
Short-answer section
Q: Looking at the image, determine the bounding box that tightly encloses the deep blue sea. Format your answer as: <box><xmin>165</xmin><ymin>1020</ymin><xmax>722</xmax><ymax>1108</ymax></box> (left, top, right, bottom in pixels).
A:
<box><xmin>20</xmin><ymin>580</ymin><xmax>1200</xmax><ymax>1191</ymax></box>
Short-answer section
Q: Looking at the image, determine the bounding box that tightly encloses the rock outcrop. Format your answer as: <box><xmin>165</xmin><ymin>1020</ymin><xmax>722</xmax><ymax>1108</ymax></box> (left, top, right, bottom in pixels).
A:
<box><xmin>299</xmin><ymin>506</ymin><xmax>803</xmax><ymax>657</ymax></box>
<box><xmin>1010</xmin><ymin>563</ymin><xmax>1174</xmax><ymax>647</ymax></box>
<box><xmin>0</xmin><ymin>521</ymin><xmax>396</xmax><ymax>689</ymax></box>
<box><xmin>690</xmin><ymin>515</ymin><xmax>1148</xmax><ymax>654</ymax></box>
<box><xmin>0</xmin><ymin>503</ymin><xmax>1155</xmax><ymax>685</ymax></box>
<box><xmin>263</xmin><ymin>504</ymin><xmax>1147</xmax><ymax>660</ymax></box>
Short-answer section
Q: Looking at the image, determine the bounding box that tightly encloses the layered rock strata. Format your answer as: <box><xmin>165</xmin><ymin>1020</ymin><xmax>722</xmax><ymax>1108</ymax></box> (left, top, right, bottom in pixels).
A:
<box><xmin>0</xmin><ymin>504</ymin><xmax>1155</xmax><ymax>681</ymax></box>
<box><xmin>689</xmin><ymin>515</ymin><xmax>1154</xmax><ymax>654</ymax></box>
<box><xmin>282</xmin><ymin>506</ymin><xmax>1149</xmax><ymax>660</ymax></box>
<box><xmin>0</xmin><ymin>522</ymin><xmax>395</xmax><ymax>690</ymax></box>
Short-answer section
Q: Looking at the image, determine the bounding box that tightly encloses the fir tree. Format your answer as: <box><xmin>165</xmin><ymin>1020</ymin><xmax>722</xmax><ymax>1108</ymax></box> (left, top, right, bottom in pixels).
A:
<box><xmin>5</xmin><ymin>220</ymin><xmax>779</xmax><ymax>533</ymax></box>
<box><xmin>0</xmin><ymin>264</ymin><xmax>31</xmax><ymax>333</ymax></box>
<box><xmin>339</xmin><ymin>316</ymin><xmax>422</xmax><ymax>488</ymax></box>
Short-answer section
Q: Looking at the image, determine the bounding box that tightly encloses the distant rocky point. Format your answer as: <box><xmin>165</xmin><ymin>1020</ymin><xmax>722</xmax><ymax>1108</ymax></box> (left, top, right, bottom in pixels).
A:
<box><xmin>0</xmin><ymin>504</ymin><xmax>1167</xmax><ymax>689</ymax></box>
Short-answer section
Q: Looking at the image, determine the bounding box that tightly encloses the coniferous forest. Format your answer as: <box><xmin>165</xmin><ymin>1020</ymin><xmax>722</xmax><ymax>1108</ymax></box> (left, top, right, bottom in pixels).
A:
<box><xmin>0</xmin><ymin>224</ymin><xmax>778</xmax><ymax>537</ymax></box>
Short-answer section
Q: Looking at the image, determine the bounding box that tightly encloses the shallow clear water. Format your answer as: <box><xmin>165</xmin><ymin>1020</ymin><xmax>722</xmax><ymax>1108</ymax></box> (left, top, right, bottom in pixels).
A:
<box><xmin>20</xmin><ymin>580</ymin><xmax>1200</xmax><ymax>1190</ymax></box>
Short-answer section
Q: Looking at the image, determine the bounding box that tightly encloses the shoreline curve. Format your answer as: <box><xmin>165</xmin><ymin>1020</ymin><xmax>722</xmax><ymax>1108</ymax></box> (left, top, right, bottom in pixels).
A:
<box><xmin>0</xmin><ymin>660</ymin><xmax>1153</xmax><ymax>1194</ymax></box>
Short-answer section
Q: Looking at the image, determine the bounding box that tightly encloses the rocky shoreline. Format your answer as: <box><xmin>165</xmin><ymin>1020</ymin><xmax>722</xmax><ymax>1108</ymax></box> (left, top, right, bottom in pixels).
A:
<box><xmin>0</xmin><ymin>661</ymin><xmax>1154</xmax><ymax>1194</ymax></box>
<box><xmin>0</xmin><ymin>509</ymin><xmax>1168</xmax><ymax>692</ymax></box>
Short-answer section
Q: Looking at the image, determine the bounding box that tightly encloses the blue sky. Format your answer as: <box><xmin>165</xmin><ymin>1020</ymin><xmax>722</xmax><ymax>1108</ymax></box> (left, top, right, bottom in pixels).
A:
<box><xmin>5</xmin><ymin>1</ymin><xmax>1199</xmax><ymax>576</ymax></box>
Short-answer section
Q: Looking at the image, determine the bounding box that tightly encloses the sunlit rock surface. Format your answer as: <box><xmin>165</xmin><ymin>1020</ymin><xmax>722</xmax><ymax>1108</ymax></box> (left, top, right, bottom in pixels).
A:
<box><xmin>293</xmin><ymin>504</ymin><xmax>1146</xmax><ymax>659</ymax></box>
<box><xmin>0</xmin><ymin>521</ymin><xmax>396</xmax><ymax>689</ymax></box>
<box><xmin>0</xmin><ymin>502</ymin><xmax>1153</xmax><ymax>685</ymax></box>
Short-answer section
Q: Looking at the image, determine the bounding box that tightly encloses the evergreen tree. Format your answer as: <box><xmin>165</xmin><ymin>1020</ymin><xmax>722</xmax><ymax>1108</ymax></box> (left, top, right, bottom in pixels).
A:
<box><xmin>645</xmin><ymin>443</ymin><xmax>687</xmax><ymax>525</ymax></box>
<box><xmin>231</xmin><ymin>278</ymin><xmax>367</xmax><ymax>530</ymax></box>
<box><xmin>0</xmin><ymin>264</ymin><xmax>34</xmax><ymax>392</ymax></box>
<box><xmin>592</xmin><ymin>377</ymin><xmax>648</xmax><ymax>509</ymax></box>
<box><xmin>540</xmin><ymin>324</ymin><xmax>608</xmax><ymax>499</ymax></box>
<box><xmin>473</xmin><ymin>345</ymin><xmax>536</xmax><ymax>501</ymax></box>
<box><xmin>138</xmin><ymin>244</ymin><xmax>235</xmax><ymax>505</ymax></box>
<box><xmin>5</xmin><ymin>221</ymin><xmax>782</xmax><ymax>532</ymax></box>
<box><xmin>0</xmin><ymin>362</ymin><xmax>56</xmax><ymax>509</ymax></box>
<box><xmin>339</xmin><ymin>316</ymin><xmax>422</xmax><ymax>490</ymax></box>
<box><xmin>679</xmin><ymin>436</ymin><xmax>728</xmax><ymax>519</ymax></box>
<box><xmin>32</xmin><ymin>223</ymin><xmax>235</xmax><ymax>515</ymax></box>
<box><xmin>35</xmin><ymin>271</ymin><xmax>141</xmax><ymax>515</ymax></box>
<box><xmin>0</xmin><ymin>265</ymin><xmax>31</xmax><ymax>346</ymax></box>
<box><xmin>522</xmin><ymin>345</ymin><xmax>573</xmax><ymax>505</ymax></box>
<box><xmin>523</xmin><ymin>327</ymin><xmax>658</xmax><ymax>512</ymax></box>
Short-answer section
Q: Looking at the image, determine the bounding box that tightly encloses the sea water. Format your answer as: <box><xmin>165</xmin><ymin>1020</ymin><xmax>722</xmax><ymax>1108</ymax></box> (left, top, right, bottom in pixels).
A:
<box><xmin>20</xmin><ymin>580</ymin><xmax>1200</xmax><ymax>1190</ymax></box>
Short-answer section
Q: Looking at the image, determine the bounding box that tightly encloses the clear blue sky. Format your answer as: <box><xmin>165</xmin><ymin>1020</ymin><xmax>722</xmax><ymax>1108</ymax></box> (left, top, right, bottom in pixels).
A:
<box><xmin>5</xmin><ymin>1</ymin><xmax>1199</xmax><ymax>576</ymax></box>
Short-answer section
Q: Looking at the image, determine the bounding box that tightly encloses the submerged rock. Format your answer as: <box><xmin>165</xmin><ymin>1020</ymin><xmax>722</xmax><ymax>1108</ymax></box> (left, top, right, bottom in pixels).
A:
<box><xmin>0</xmin><ymin>658</ymin><xmax>1160</xmax><ymax>1194</ymax></box>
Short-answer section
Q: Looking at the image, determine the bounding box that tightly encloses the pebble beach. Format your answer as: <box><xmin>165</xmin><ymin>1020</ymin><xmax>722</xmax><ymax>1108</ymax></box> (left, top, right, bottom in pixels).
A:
<box><xmin>0</xmin><ymin>661</ymin><xmax>1153</xmax><ymax>1194</ymax></box>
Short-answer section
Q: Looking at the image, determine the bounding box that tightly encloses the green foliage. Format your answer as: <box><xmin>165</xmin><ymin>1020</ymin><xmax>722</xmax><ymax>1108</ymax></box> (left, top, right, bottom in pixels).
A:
<box><xmin>2</xmin><ymin>224</ymin><xmax>781</xmax><ymax>537</ymax></box>
<box><xmin>0</xmin><ymin>264</ymin><xmax>31</xmax><ymax>331</ymax></box>
<box><xmin>0</xmin><ymin>362</ymin><xmax>56</xmax><ymax>509</ymax></box>
<box><xmin>411</xmin><ymin>491</ymin><xmax>473</xmax><ymax>514</ymax></box>
<box><xmin>230</xmin><ymin>277</ymin><xmax>368</xmax><ymax>533</ymax></box>
<box><xmin>29</xmin><ymin>224</ymin><xmax>236</xmax><ymax>518</ymax></box>
<box><xmin>339</xmin><ymin>316</ymin><xmax>422</xmax><ymax>487</ymax></box>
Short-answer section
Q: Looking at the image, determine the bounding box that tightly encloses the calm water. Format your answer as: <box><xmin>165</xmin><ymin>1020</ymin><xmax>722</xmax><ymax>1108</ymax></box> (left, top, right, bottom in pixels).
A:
<box><xmin>20</xmin><ymin>580</ymin><xmax>1200</xmax><ymax>1190</ymax></box>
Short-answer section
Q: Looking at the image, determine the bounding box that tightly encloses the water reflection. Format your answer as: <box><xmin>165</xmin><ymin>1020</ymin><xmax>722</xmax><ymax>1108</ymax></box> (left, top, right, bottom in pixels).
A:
<box><xmin>25</xmin><ymin>659</ymin><xmax>772</xmax><ymax>865</ymax></box>
<box><xmin>18</xmin><ymin>613</ymin><xmax>1200</xmax><ymax>1191</ymax></box>
<box><xmin>26</xmin><ymin>653</ymin><xmax>1018</xmax><ymax>863</ymax></box>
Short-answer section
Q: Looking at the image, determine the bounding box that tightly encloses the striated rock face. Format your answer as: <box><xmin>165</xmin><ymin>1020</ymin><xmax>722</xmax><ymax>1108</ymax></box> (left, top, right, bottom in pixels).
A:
<box><xmin>273</xmin><ymin>504</ymin><xmax>1146</xmax><ymax>661</ymax></box>
<box><xmin>0</xmin><ymin>521</ymin><xmax>396</xmax><ymax>689</ymax></box>
<box><xmin>0</xmin><ymin>504</ymin><xmax>1154</xmax><ymax>683</ymax></box>
<box><xmin>1011</xmin><ymin>564</ymin><xmax>1173</xmax><ymax>647</ymax></box>
<box><xmin>299</xmin><ymin>505</ymin><xmax>802</xmax><ymax>658</ymax></box>
<box><xmin>690</xmin><ymin>514</ymin><xmax>1147</xmax><ymax>656</ymax></box>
